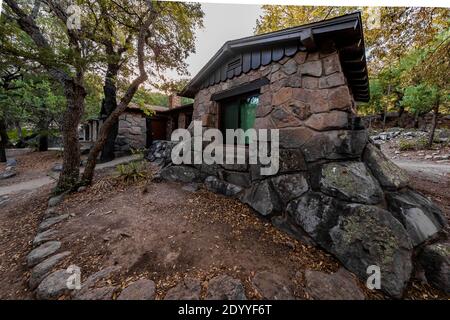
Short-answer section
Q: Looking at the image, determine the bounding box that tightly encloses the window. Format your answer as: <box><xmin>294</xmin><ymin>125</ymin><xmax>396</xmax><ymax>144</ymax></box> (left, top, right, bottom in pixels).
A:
<box><xmin>220</xmin><ymin>93</ymin><xmax>259</xmax><ymax>144</ymax></box>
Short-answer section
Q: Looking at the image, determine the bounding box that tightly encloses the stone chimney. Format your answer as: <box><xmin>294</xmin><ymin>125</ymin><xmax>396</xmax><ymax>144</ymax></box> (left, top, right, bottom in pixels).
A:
<box><xmin>168</xmin><ymin>94</ymin><xmax>181</xmax><ymax>109</ymax></box>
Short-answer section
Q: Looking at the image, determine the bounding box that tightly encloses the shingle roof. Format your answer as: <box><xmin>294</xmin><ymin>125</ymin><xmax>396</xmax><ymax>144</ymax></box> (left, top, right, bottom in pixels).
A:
<box><xmin>181</xmin><ymin>12</ymin><xmax>369</xmax><ymax>102</ymax></box>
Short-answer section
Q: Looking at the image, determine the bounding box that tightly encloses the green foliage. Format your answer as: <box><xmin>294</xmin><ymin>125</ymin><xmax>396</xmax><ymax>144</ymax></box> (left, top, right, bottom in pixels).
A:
<box><xmin>401</xmin><ymin>84</ymin><xmax>439</xmax><ymax>115</ymax></box>
<box><xmin>116</xmin><ymin>161</ymin><xmax>148</xmax><ymax>184</ymax></box>
<box><xmin>398</xmin><ymin>137</ymin><xmax>429</xmax><ymax>151</ymax></box>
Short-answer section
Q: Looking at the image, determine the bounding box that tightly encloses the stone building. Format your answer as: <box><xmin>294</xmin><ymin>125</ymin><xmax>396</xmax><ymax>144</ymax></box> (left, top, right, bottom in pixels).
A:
<box><xmin>80</xmin><ymin>99</ymin><xmax>193</xmax><ymax>156</ymax></box>
<box><xmin>154</xmin><ymin>13</ymin><xmax>448</xmax><ymax>297</ymax></box>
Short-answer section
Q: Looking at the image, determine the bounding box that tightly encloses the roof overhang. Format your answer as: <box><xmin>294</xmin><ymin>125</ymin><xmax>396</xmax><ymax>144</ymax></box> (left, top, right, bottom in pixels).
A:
<box><xmin>180</xmin><ymin>12</ymin><xmax>369</xmax><ymax>102</ymax></box>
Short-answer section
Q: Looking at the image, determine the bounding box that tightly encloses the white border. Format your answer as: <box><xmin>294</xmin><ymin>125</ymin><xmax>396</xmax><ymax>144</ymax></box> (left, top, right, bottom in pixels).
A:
<box><xmin>166</xmin><ymin>0</ymin><xmax>449</xmax><ymax>8</ymax></box>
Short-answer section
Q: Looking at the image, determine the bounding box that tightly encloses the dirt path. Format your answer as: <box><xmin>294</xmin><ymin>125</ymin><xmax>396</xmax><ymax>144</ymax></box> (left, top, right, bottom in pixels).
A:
<box><xmin>0</xmin><ymin>155</ymin><xmax>141</xmax><ymax>196</ymax></box>
<box><xmin>394</xmin><ymin>160</ymin><xmax>450</xmax><ymax>182</ymax></box>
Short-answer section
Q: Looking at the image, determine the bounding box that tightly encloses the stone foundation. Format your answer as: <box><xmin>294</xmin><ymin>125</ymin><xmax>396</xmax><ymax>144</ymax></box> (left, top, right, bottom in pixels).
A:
<box><xmin>149</xmin><ymin>49</ymin><xmax>447</xmax><ymax>297</ymax></box>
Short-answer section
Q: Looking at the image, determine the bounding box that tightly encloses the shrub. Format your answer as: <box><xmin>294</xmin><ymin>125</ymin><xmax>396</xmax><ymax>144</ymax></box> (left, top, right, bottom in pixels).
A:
<box><xmin>116</xmin><ymin>161</ymin><xmax>148</xmax><ymax>184</ymax></box>
<box><xmin>398</xmin><ymin>139</ymin><xmax>416</xmax><ymax>151</ymax></box>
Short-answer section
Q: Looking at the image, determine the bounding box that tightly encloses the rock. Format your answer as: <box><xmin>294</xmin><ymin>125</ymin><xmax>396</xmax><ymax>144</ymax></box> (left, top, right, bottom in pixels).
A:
<box><xmin>33</xmin><ymin>229</ymin><xmax>59</xmax><ymax>247</ymax></box>
<box><xmin>300</xmin><ymin>130</ymin><xmax>367</xmax><ymax>162</ymax></box>
<box><xmin>74</xmin><ymin>286</ymin><xmax>116</xmax><ymax>300</ymax></box>
<box><xmin>117</xmin><ymin>279</ymin><xmax>156</xmax><ymax>300</ymax></box>
<box><xmin>38</xmin><ymin>214</ymin><xmax>69</xmax><ymax>232</ymax></box>
<box><xmin>48</xmin><ymin>194</ymin><xmax>65</xmax><ymax>207</ymax></box>
<box><xmin>164</xmin><ymin>278</ymin><xmax>201</xmax><ymax>300</ymax></box>
<box><xmin>386</xmin><ymin>189</ymin><xmax>446</xmax><ymax>246</ymax></box>
<box><xmin>271</xmin><ymin>173</ymin><xmax>309</xmax><ymax>205</ymax></box>
<box><xmin>0</xmin><ymin>170</ymin><xmax>16</xmax><ymax>179</ymax></box>
<box><xmin>319</xmin><ymin>162</ymin><xmax>383</xmax><ymax>205</ymax></box>
<box><xmin>6</xmin><ymin>158</ymin><xmax>17</xmax><ymax>167</ymax></box>
<box><xmin>29</xmin><ymin>251</ymin><xmax>71</xmax><ymax>290</ymax></box>
<box><xmin>271</xmin><ymin>213</ymin><xmax>316</xmax><ymax>246</ymax></box>
<box><xmin>0</xmin><ymin>195</ymin><xmax>9</xmax><ymax>206</ymax></box>
<box><xmin>51</xmin><ymin>163</ymin><xmax>63</xmax><ymax>172</ymax></box>
<box><xmin>182</xmin><ymin>183</ymin><xmax>200</xmax><ymax>192</ymax></box>
<box><xmin>286</xmin><ymin>192</ymin><xmax>340</xmax><ymax>243</ymax></box>
<box><xmin>329</xmin><ymin>204</ymin><xmax>413</xmax><ymax>298</ymax></box>
<box><xmin>363</xmin><ymin>143</ymin><xmax>409</xmax><ymax>189</ymax></box>
<box><xmin>252</xmin><ymin>271</ymin><xmax>295</xmax><ymax>300</ymax></box>
<box><xmin>278</xmin><ymin>148</ymin><xmax>307</xmax><ymax>173</ymax></box>
<box><xmin>204</xmin><ymin>176</ymin><xmax>242</xmax><ymax>197</ymax></box>
<box><xmin>159</xmin><ymin>165</ymin><xmax>204</xmax><ymax>183</ymax></box>
<box><xmin>221</xmin><ymin>170</ymin><xmax>251</xmax><ymax>188</ymax></box>
<box><xmin>27</xmin><ymin>241</ymin><xmax>62</xmax><ymax>267</ymax></box>
<box><xmin>206</xmin><ymin>275</ymin><xmax>247</xmax><ymax>300</ymax></box>
<box><xmin>43</xmin><ymin>207</ymin><xmax>58</xmax><ymax>219</ymax></box>
<box><xmin>36</xmin><ymin>269</ymin><xmax>73</xmax><ymax>300</ymax></box>
<box><xmin>418</xmin><ymin>242</ymin><xmax>449</xmax><ymax>294</ymax></box>
<box><xmin>304</xmin><ymin>268</ymin><xmax>365</xmax><ymax>300</ymax></box>
<box><xmin>240</xmin><ymin>180</ymin><xmax>281</xmax><ymax>216</ymax></box>
<box><xmin>81</xmin><ymin>266</ymin><xmax>121</xmax><ymax>289</ymax></box>
<box><xmin>425</xmin><ymin>155</ymin><xmax>433</xmax><ymax>160</ymax></box>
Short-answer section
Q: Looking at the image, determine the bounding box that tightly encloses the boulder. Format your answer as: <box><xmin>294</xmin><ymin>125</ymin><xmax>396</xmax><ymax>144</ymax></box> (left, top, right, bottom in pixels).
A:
<box><xmin>27</xmin><ymin>241</ymin><xmax>62</xmax><ymax>267</ymax></box>
<box><xmin>278</xmin><ymin>148</ymin><xmax>308</xmax><ymax>173</ymax></box>
<box><xmin>117</xmin><ymin>279</ymin><xmax>156</xmax><ymax>300</ymax></box>
<box><xmin>0</xmin><ymin>170</ymin><xmax>16</xmax><ymax>180</ymax></box>
<box><xmin>240</xmin><ymin>180</ymin><xmax>281</xmax><ymax>216</ymax></box>
<box><xmin>159</xmin><ymin>165</ymin><xmax>204</xmax><ymax>183</ymax></box>
<box><xmin>51</xmin><ymin>163</ymin><xmax>63</xmax><ymax>172</ymax></box>
<box><xmin>386</xmin><ymin>189</ymin><xmax>446</xmax><ymax>246</ymax></box>
<box><xmin>206</xmin><ymin>275</ymin><xmax>247</xmax><ymax>300</ymax></box>
<box><xmin>271</xmin><ymin>173</ymin><xmax>309</xmax><ymax>206</ymax></box>
<box><xmin>164</xmin><ymin>278</ymin><xmax>201</xmax><ymax>300</ymax></box>
<box><xmin>329</xmin><ymin>204</ymin><xmax>413</xmax><ymax>298</ymax></box>
<box><xmin>286</xmin><ymin>192</ymin><xmax>341</xmax><ymax>244</ymax></box>
<box><xmin>74</xmin><ymin>286</ymin><xmax>116</xmax><ymax>300</ymax></box>
<box><xmin>271</xmin><ymin>213</ymin><xmax>316</xmax><ymax>246</ymax></box>
<box><xmin>48</xmin><ymin>194</ymin><xmax>65</xmax><ymax>207</ymax></box>
<box><xmin>304</xmin><ymin>268</ymin><xmax>365</xmax><ymax>300</ymax></box>
<box><xmin>36</xmin><ymin>269</ymin><xmax>73</xmax><ymax>300</ymax></box>
<box><xmin>252</xmin><ymin>271</ymin><xmax>295</xmax><ymax>300</ymax></box>
<box><xmin>363</xmin><ymin>143</ymin><xmax>409</xmax><ymax>189</ymax></box>
<box><xmin>221</xmin><ymin>170</ymin><xmax>251</xmax><ymax>188</ymax></box>
<box><xmin>418</xmin><ymin>242</ymin><xmax>449</xmax><ymax>294</ymax></box>
<box><xmin>38</xmin><ymin>214</ymin><xmax>69</xmax><ymax>232</ymax></box>
<box><xmin>33</xmin><ymin>229</ymin><xmax>59</xmax><ymax>247</ymax></box>
<box><xmin>204</xmin><ymin>176</ymin><xmax>242</xmax><ymax>197</ymax></box>
<box><xmin>300</xmin><ymin>130</ymin><xmax>367</xmax><ymax>162</ymax></box>
<box><xmin>72</xmin><ymin>266</ymin><xmax>121</xmax><ymax>299</ymax></box>
<box><xmin>6</xmin><ymin>158</ymin><xmax>17</xmax><ymax>167</ymax></box>
<box><xmin>29</xmin><ymin>251</ymin><xmax>71</xmax><ymax>290</ymax></box>
<box><xmin>319</xmin><ymin>162</ymin><xmax>383</xmax><ymax>205</ymax></box>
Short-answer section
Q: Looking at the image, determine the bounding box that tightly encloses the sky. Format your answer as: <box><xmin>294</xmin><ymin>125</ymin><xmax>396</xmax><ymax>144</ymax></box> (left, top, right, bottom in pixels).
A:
<box><xmin>169</xmin><ymin>3</ymin><xmax>263</xmax><ymax>81</ymax></box>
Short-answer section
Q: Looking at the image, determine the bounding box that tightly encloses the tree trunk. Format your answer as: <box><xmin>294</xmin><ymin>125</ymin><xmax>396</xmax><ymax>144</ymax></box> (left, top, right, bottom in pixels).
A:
<box><xmin>427</xmin><ymin>98</ymin><xmax>439</xmax><ymax>149</ymax></box>
<box><xmin>382</xmin><ymin>84</ymin><xmax>391</xmax><ymax>130</ymax></box>
<box><xmin>56</xmin><ymin>80</ymin><xmax>86</xmax><ymax>192</ymax></box>
<box><xmin>99</xmin><ymin>63</ymin><xmax>120</xmax><ymax>163</ymax></box>
<box><xmin>80</xmin><ymin>12</ymin><xmax>152</xmax><ymax>185</ymax></box>
<box><xmin>39</xmin><ymin>132</ymin><xmax>48</xmax><ymax>152</ymax></box>
<box><xmin>0</xmin><ymin>117</ymin><xmax>8</xmax><ymax>162</ymax></box>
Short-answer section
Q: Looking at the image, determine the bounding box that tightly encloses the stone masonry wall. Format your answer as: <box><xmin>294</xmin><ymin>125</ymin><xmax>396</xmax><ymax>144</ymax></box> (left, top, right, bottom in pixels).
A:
<box><xmin>157</xmin><ymin>48</ymin><xmax>448</xmax><ymax>298</ymax></box>
<box><xmin>115</xmin><ymin>112</ymin><xmax>147</xmax><ymax>152</ymax></box>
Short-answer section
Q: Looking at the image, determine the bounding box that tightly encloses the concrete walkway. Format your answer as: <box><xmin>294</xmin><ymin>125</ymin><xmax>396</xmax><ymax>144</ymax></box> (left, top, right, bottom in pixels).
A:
<box><xmin>0</xmin><ymin>155</ymin><xmax>141</xmax><ymax>196</ymax></box>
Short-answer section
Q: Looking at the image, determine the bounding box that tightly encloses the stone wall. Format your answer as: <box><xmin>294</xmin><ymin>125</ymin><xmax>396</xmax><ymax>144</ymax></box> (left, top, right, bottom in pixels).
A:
<box><xmin>115</xmin><ymin>112</ymin><xmax>146</xmax><ymax>152</ymax></box>
<box><xmin>156</xmin><ymin>48</ymin><xmax>447</xmax><ymax>298</ymax></box>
